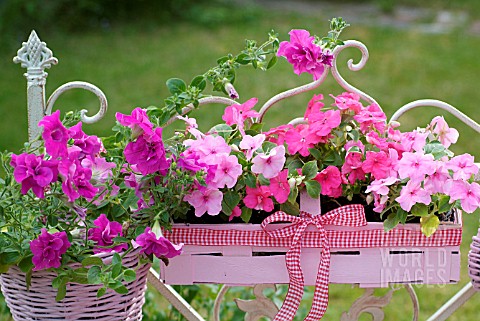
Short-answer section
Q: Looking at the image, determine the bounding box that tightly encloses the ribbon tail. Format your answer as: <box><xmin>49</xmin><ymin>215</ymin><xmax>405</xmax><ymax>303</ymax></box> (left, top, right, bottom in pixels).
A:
<box><xmin>304</xmin><ymin>235</ymin><xmax>331</xmax><ymax>321</ymax></box>
<box><xmin>274</xmin><ymin>238</ymin><xmax>305</xmax><ymax>321</ymax></box>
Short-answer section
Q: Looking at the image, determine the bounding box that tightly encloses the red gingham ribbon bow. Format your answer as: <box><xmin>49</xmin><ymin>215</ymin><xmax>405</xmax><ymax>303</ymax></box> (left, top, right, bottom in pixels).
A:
<box><xmin>261</xmin><ymin>204</ymin><xmax>367</xmax><ymax>321</ymax></box>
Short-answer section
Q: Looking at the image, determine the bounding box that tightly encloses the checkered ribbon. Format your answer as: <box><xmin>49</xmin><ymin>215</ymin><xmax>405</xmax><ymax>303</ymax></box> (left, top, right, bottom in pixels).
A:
<box><xmin>261</xmin><ymin>204</ymin><xmax>367</xmax><ymax>321</ymax></box>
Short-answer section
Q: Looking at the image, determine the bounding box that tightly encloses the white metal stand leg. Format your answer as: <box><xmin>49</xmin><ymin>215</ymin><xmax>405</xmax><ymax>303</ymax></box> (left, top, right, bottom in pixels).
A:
<box><xmin>147</xmin><ymin>269</ymin><xmax>206</xmax><ymax>321</ymax></box>
<box><xmin>426</xmin><ymin>283</ymin><xmax>477</xmax><ymax>321</ymax></box>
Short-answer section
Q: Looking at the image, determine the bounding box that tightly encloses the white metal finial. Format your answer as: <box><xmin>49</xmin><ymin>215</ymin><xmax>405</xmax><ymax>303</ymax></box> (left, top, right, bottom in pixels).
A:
<box><xmin>13</xmin><ymin>30</ymin><xmax>58</xmax><ymax>86</ymax></box>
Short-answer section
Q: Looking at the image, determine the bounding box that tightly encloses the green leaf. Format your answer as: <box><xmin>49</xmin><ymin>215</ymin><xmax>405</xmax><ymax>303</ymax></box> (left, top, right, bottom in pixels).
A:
<box><xmin>113</xmin><ymin>284</ymin><xmax>128</xmax><ymax>295</ymax></box>
<box><xmin>261</xmin><ymin>141</ymin><xmax>277</xmax><ymax>153</ymax></box>
<box><xmin>244</xmin><ymin>172</ymin><xmax>257</xmax><ymax>188</ymax></box>
<box><xmin>221</xmin><ymin>191</ymin><xmax>241</xmax><ymax>216</ymax></box>
<box><xmin>280</xmin><ymin>201</ymin><xmax>300</xmax><ymax>216</ymax></box>
<box><xmin>308</xmin><ymin>148</ymin><xmax>322</xmax><ymax>160</ymax></box>
<box><xmin>166</xmin><ymin>78</ymin><xmax>187</xmax><ymax>95</ymax></box>
<box><xmin>421</xmin><ymin>214</ymin><xmax>440</xmax><ymax>237</ymax></box>
<box><xmin>112</xmin><ymin>253</ymin><xmax>121</xmax><ymax>266</ymax></box>
<box><xmin>302</xmin><ymin>161</ymin><xmax>318</xmax><ymax>180</ymax></box>
<box><xmin>208</xmin><ymin>124</ymin><xmax>233</xmax><ymax>139</ymax></box>
<box><xmin>123</xmin><ymin>269</ymin><xmax>137</xmax><ymax>283</ymax></box>
<box><xmin>81</xmin><ymin>256</ymin><xmax>103</xmax><ymax>267</ymax></box>
<box><xmin>288</xmin><ymin>185</ymin><xmax>298</xmax><ymax>204</ymax></box>
<box><xmin>438</xmin><ymin>195</ymin><xmax>453</xmax><ymax>213</ymax></box>
<box><xmin>56</xmin><ymin>282</ymin><xmax>67</xmax><ymax>302</ymax></box>
<box><xmin>87</xmin><ymin>266</ymin><xmax>102</xmax><ymax>284</ymax></box>
<box><xmin>411</xmin><ymin>204</ymin><xmax>429</xmax><ymax>217</ymax></box>
<box><xmin>249</xmin><ymin>122</ymin><xmax>264</xmax><ymax>133</ymax></box>
<box><xmin>112</xmin><ymin>263</ymin><xmax>122</xmax><ymax>279</ymax></box>
<box><xmin>304</xmin><ymin>180</ymin><xmax>321</xmax><ymax>199</ymax></box>
<box><xmin>287</xmin><ymin>159</ymin><xmax>303</xmax><ymax>174</ymax></box>
<box><xmin>267</xmin><ymin>55</ymin><xmax>278</xmax><ymax>69</ymax></box>
<box><xmin>258</xmin><ymin>174</ymin><xmax>270</xmax><ymax>186</ymax></box>
<box><xmin>190</xmin><ymin>75</ymin><xmax>206</xmax><ymax>91</ymax></box>
<box><xmin>240</xmin><ymin>207</ymin><xmax>252</xmax><ymax>223</ymax></box>
<box><xmin>97</xmin><ymin>287</ymin><xmax>107</xmax><ymax>298</ymax></box>
<box><xmin>18</xmin><ymin>255</ymin><xmax>33</xmax><ymax>273</ymax></box>
<box><xmin>383</xmin><ymin>212</ymin><xmax>400</xmax><ymax>232</ymax></box>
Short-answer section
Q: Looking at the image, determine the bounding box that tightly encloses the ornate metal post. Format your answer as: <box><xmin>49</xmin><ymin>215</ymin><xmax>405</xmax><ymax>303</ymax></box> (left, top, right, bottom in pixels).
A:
<box><xmin>13</xmin><ymin>30</ymin><xmax>58</xmax><ymax>143</ymax></box>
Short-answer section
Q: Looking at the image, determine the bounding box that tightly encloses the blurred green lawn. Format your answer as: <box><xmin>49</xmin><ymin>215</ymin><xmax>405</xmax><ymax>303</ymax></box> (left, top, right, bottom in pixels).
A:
<box><xmin>2</xmin><ymin>2</ymin><xmax>480</xmax><ymax>320</ymax></box>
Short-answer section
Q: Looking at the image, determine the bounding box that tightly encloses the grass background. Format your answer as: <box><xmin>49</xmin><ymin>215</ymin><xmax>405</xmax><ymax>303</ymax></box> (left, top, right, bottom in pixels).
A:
<box><xmin>2</xmin><ymin>0</ymin><xmax>480</xmax><ymax>320</ymax></box>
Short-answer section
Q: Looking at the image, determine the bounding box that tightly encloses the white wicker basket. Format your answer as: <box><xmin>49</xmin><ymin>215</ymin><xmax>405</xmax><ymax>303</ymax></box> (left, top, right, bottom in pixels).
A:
<box><xmin>0</xmin><ymin>250</ymin><xmax>150</xmax><ymax>321</ymax></box>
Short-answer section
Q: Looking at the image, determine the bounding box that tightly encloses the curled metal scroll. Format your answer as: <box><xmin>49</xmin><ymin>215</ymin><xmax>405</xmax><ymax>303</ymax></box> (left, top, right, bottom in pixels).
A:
<box><xmin>46</xmin><ymin>81</ymin><xmax>108</xmax><ymax>124</ymax></box>
<box><xmin>331</xmin><ymin>40</ymin><xmax>380</xmax><ymax>108</ymax></box>
<box><xmin>389</xmin><ymin>99</ymin><xmax>480</xmax><ymax>133</ymax></box>
<box><xmin>213</xmin><ymin>284</ymin><xmax>279</xmax><ymax>321</ymax></box>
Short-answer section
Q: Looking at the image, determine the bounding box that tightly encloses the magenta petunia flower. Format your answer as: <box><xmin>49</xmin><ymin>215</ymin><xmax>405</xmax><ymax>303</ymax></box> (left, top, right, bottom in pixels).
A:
<box><xmin>88</xmin><ymin>214</ymin><xmax>128</xmax><ymax>253</ymax></box>
<box><xmin>269</xmin><ymin>169</ymin><xmax>290</xmax><ymax>204</ymax></box>
<box><xmin>243</xmin><ymin>185</ymin><xmax>274</xmax><ymax>212</ymax></box>
<box><xmin>30</xmin><ymin>229</ymin><xmax>71</xmax><ymax>271</ymax></box>
<box><xmin>277</xmin><ymin>29</ymin><xmax>327</xmax><ymax>80</ymax></box>
<box><xmin>342</xmin><ymin>152</ymin><xmax>366</xmax><ymax>184</ymax></box>
<box><xmin>38</xmin><ymin>110</ymin><xmax>69</xmax><ymax>158</ymax></box>
<box><xmin>124</xmin><ymin>128</ymin><xmax>170</xmax><ymax>175</ymax></box>
<box><xmin>228</xmin><ymin>206</ymin><xmax>242</xmax><ymax>222</ymax></box>
<box><xmin>184</xmin><ymin>188</ymin><xmax>223</xmax><ymax>217</ymax></box>
<box><xmin>285</xmin><ymin>124</ymin><xmax>321</xmax><ymax>157</ymax></box>
<box><xmin>116</xmin><ymin>107</ymin><xmax>154</xmax><ymax>139</ymax></box>
<box><xmin>58</xmin><ymin>156</ymin><xmax>99</xmax><ymax>202</ymax></box>
<box><xmin>304</xmin><ymin>94</ymin><xmax>325</xmax><ymax>119</ymax></box>
<box><xmin>10</xmin><ymin>153</ymin><xmax>58</xmax><ymax>198</ymax></box>
<box><xmin>264</xmin><ymin>124</ymin><xmax>294</xmax><ymax>145</ymax></box>
<box><xmin>68</xmin><ymin>122</ymin><xmax>102</xmax><ymax>159</ymax></box>
<box><xmin>135</xmin><ymin>227</ymin><xmax>183</xmax><ymax>259</ymax></box>
<box><xmin>314</xmin><ymin>166</ymin><xmax>342</xmax><ymax>198</ymax></box>
<box><xmin>251</xmin><ymin>145</ymin><xmax>286</xmax><ymax>179</ymax></box>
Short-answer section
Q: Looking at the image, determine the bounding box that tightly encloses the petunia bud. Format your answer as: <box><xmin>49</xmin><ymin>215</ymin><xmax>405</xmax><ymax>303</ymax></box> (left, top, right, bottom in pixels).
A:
<box><xmin>224</xmin><ymin>82</ymin><xmax>239</xmax><ymax>100</ymax></box>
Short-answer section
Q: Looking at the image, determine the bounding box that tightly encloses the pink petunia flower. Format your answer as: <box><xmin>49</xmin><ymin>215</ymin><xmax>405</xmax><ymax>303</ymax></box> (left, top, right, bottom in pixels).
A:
<box><xmin>211</xmin><ymin>154</ymin><xmax>243</xmax><ymax>188</ymax></box>
<box><xmin>446</xmin><ymin>154</ymin><xmax>478</xmax><ymax>180</ymax></box>
<box><xmin>116</xmin><ymin>107</ymin><xmax>154</xmax><ymax>139</ymax></box>
<box><xmin>397</xmin><ymin>152</ymin><xmax>436</xmax><ymax>182</ymax></box>
<box><xmin>239</xmin><ymin>134</ymin><xmax>265</xmax><ymax>160</ymax></box>
<box><xmin>308</xmin><ymin>109</ymin><xmax>341</xmax><ymax>138</ymax></box>
<box><xmin>184</xmin><ymin>188</ymin><xmax>223</xmax><ymax>217</ymax></box>
<box><xmin>38</xmin><ymin>110</ymin><xmax>69</xmax><ymax>158</ymax></box>
<box><xmin>362</xmin><ymin>151</ymin><xmax>392</xmax><ymax>180</ymax></box>
<box><xmin>10</xmin><ymin>153</ymin><xmax>58</xmax><ymax>198</ymax></box>
<box><xmin>429</xmin><ymin>116</ymin><xmax>459</xmax><ymax>148</ymax></box>
<box><xmin>269</xmin><ymin>169</ymin><xmax>290</xmax><ymax>204</ymax></box>
<box><xmin>395</xmin><ymin>180</ymin><xmax>432</xmax><ymax>212</ymax></box>
<box><xmin>185</xmin><ymin>135</ymin><xmax>231</xmax><ymax>164</ymax></box>
<box><xmin>354</xmin><ymin>103</ymin><xmax>387</xmax><ymax>134</ymax></box>
<box><xmin>285</xmin><ymin>124</ymin><xmax>320</xmax><ymax>157</ymax></box>
<box><xmin>304</xmin><ymin>94</ymin><xmax>325</xmax><ymax>120</ymax></box>
<box><xmin>314</xmin><ymin>166</ymin><xmax>342</xmax><ymax>198</ymax></box>
<box><xmin>424</xmin><ymin>161</ymin><xmax>450</xmax><ymax>194</ymax></box>
<box><xmin>264</xmin><ymin>124</ymin><xmax>294</xmax><ymax>145</ymax></box>
<box><xmin>400</xmin><ymin>130</ymin><xmax>429</xmax><ymax>153</ymax></box>
<box><xmin>446</xmin><ymin>180</ymin><xmax>480</xmax><ymax>213</ymax></box>
<box><xmin>366</xmin><ymin>131</ymin><xmax>388</xmax><ymax>150</ymax></box>
<box><xmin>88</xmin><ymin>214</ymin><xmax>128</xmax><ymax>254</ymax></box>
<box><xmin>228</xmin><ymin>206</ymin><xmax>242</xmax><ymax>222</ymax></box>
<box><xmin>135</xmin><ymin>227</ymin><xmax>183</xmax><ymax>259</ymax></box>
<box><xmin>365</xmin><ymin>177</ymin><xmax>398</xmax><ymax>196</ymax></box>
<box><xmin>251</xmin><ymin>145</ymin><xmax>286</xmax><ymax>179</ymax></box>
<box><xmin>330</xmin><ymin>92</ymin><xmax>363</xmax><ymax>114</ymax></box>
<box><xmin>277</xmin><ymin>29</ymin><xmax>327</xmax><ymax>80</ymax></box>
<box><xmin>342</xmin><ymin>152</ymin><xmax>366</xmax><ymax>184</ymax></box>
<box><xmin>124</xmin><ymin>128</ymin><xmax>170</xmax><ymax>175</ymax></box>
<box><xmin>222</xmin><ymin>98</ymin><xmax>259</xmax><ymax>135</ymax></box>
<box><xmin>243</xmin><ymin>185</ymin><xmax>274</xmax><ymax>212</ymax></box>
<box><xmin>30</xmin><ymin>229</ymin><xmax>71</xmax><ymax>271</ymax></box>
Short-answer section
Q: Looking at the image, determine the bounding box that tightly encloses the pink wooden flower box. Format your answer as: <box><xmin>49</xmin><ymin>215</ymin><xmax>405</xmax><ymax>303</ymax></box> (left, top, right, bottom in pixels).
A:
<box><xmin>161</xmin><ymin>208</ymin><xmax>462</xmax><ymax>288</ymax></box>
